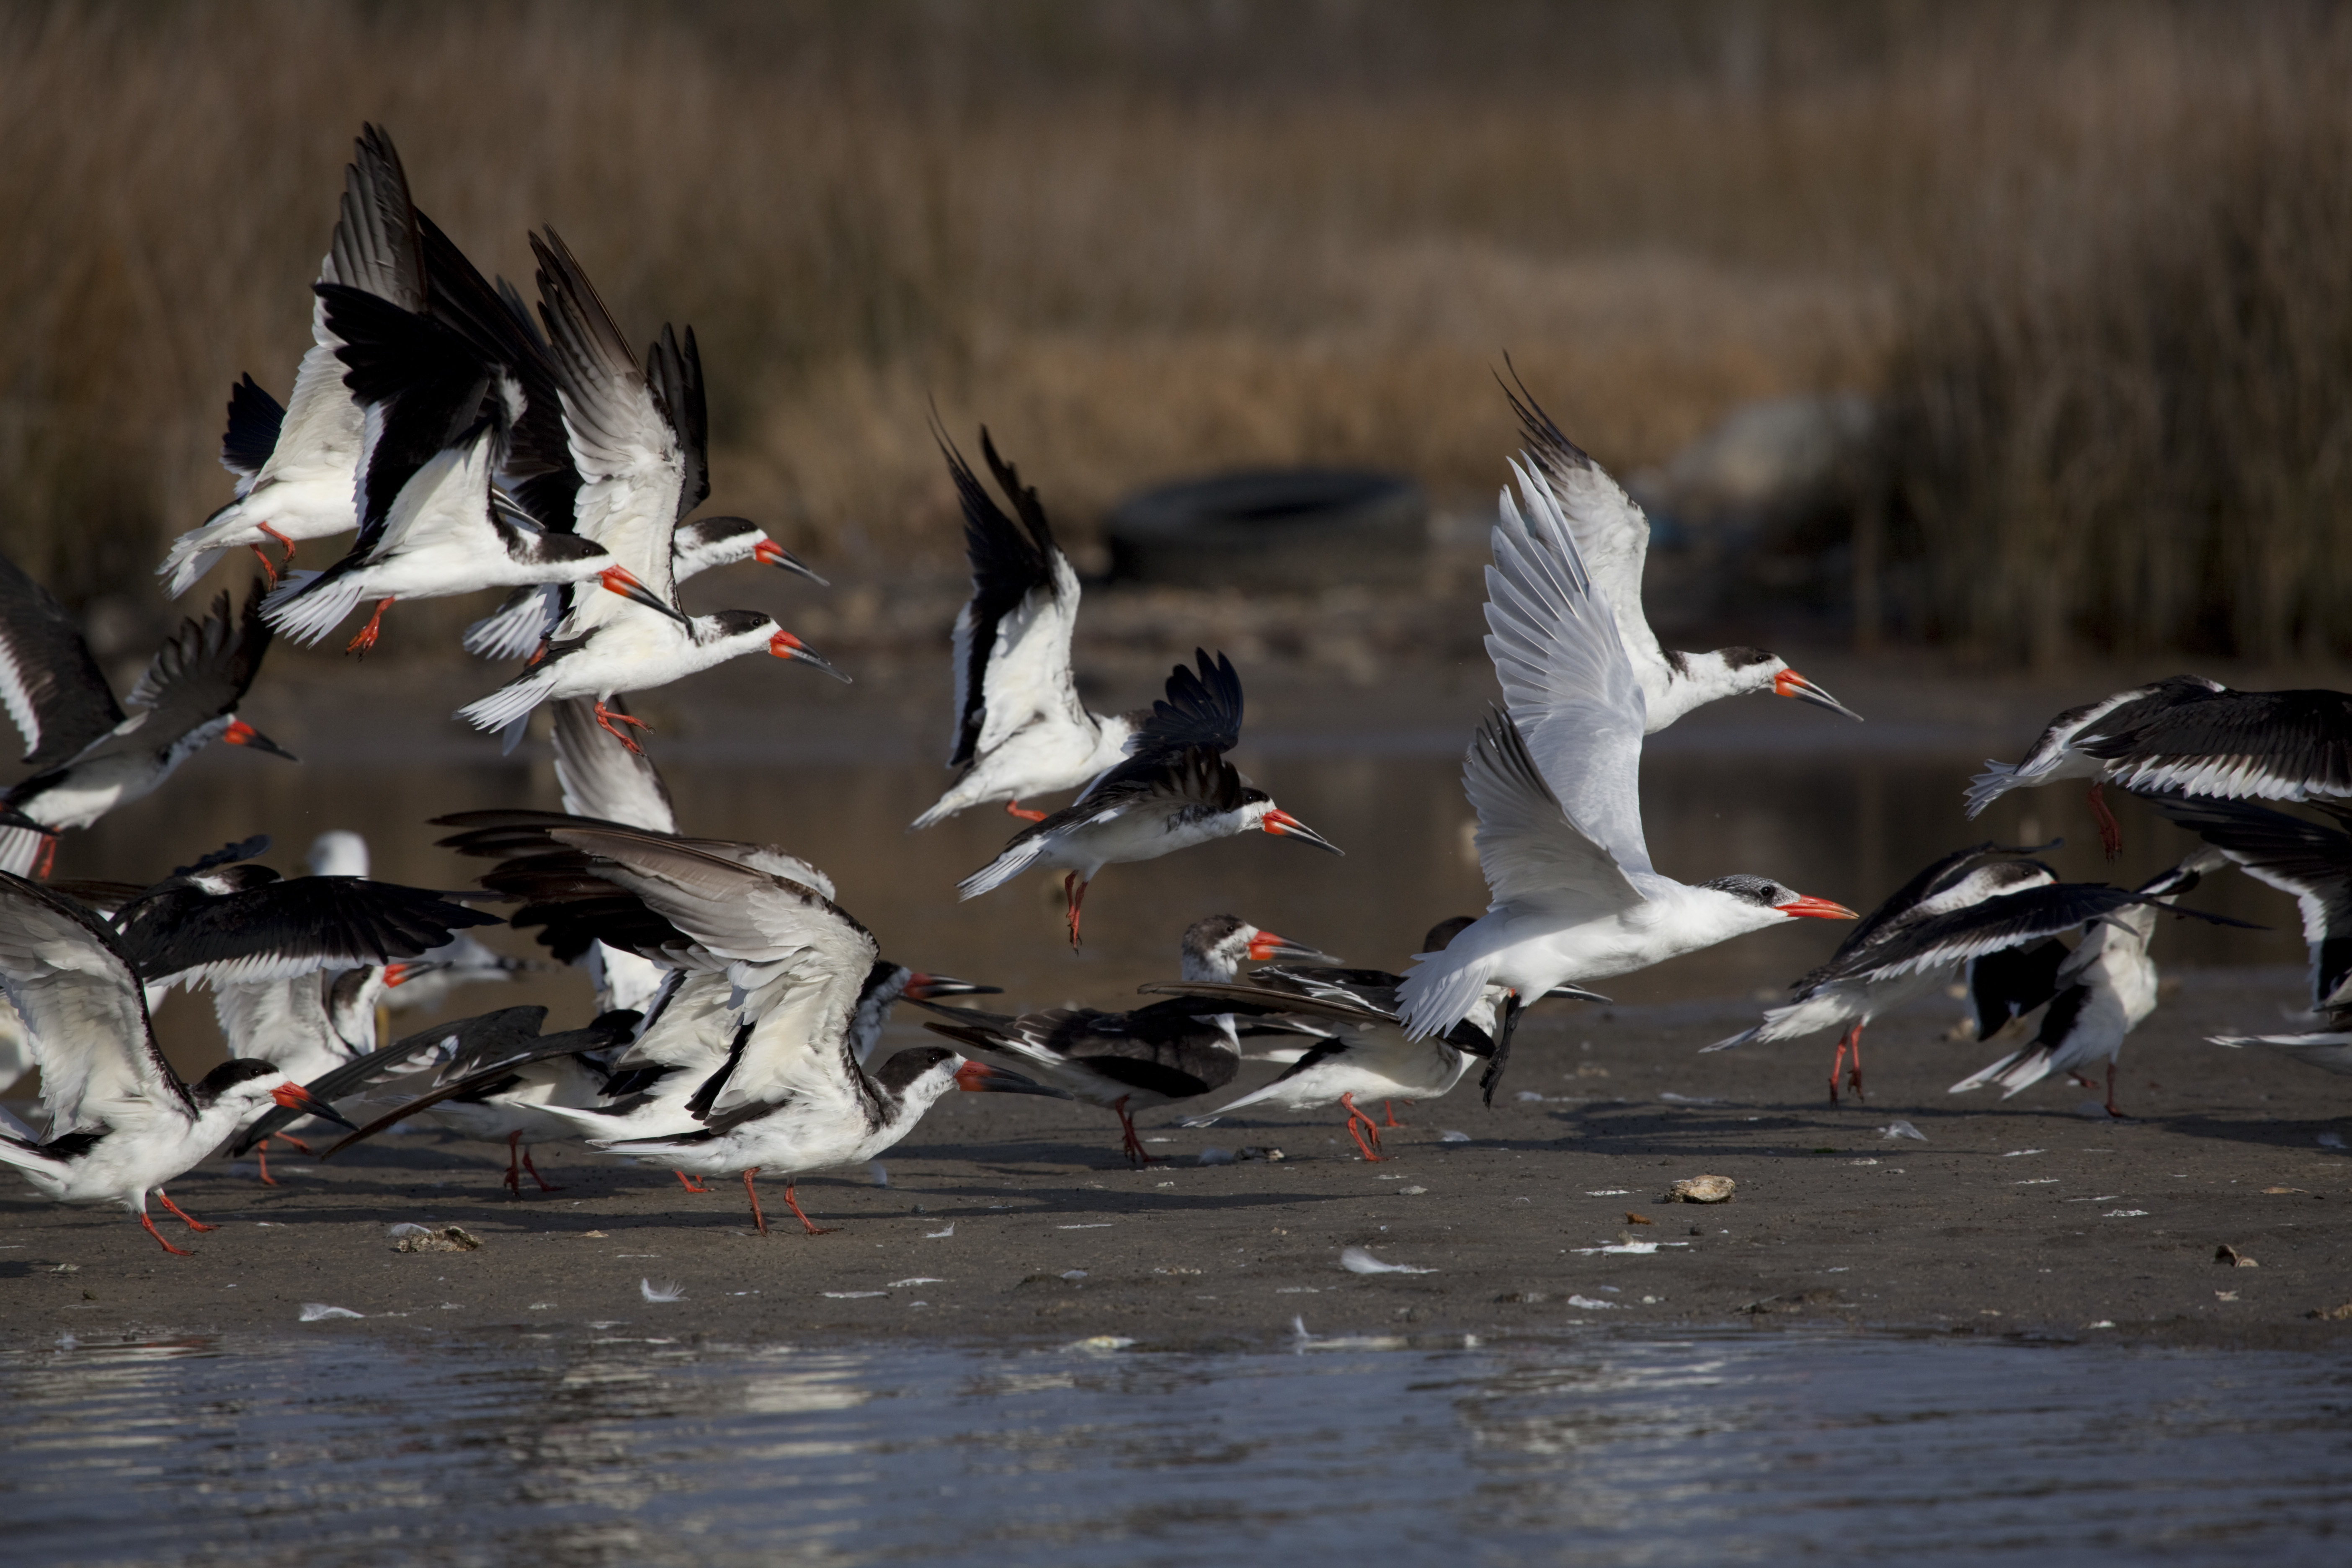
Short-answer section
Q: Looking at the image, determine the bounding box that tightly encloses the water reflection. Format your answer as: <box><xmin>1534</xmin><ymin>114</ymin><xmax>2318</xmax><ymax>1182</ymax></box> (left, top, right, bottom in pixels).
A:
<box><xmin>4</xmin><ymin>1330</ymin><xmax>2347</xmax><ymax>1566</ymax></box>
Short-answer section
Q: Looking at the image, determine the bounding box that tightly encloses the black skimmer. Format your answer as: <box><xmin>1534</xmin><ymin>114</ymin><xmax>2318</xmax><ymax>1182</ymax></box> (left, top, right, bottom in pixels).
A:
<box><xmin>0</xmin><ymin>566</ymin><xmax>293</xmax><ymax>877</ymax></box>
<box><xmin>262</xmin><ymin>272</ymin><xmax>679</xmax><ymax>655</ymax></box>
<box><xmin>911</xmin><ymin>428</ymin><xmax>1137</xmax><ymax>829</ymax></box>
<box><xmin>156</xmin><ymin>124</ymin><xmax>423</xmax><ymax>594</ymax></box>
<box><xmin>547</xmin><ymin>694</ymin><xmax>684</xmax><ymax>1012</ymax></box>
<box><xmin>0</xmin><ymin>874</ymin><xmax>355</xmax><ymax>1252</ymax></box>
<box><xmin>956</xmin><ymin>649</ymin><xmax>1342</xmax><ymax>946</ymax></box>
<box><xmin>1160</xmin><ymin>918</ymin><xmax>1578</xmax><ymax>1158</ymax></box>
<box><xmin>1501</xmin><ymin>369</ymin><xmax>1861</xmax><ymax>731</ymax></box>
<box><xmin>2156</xmin><ymin>797</ymin><xmax>2352</xmax><ymax>1075</ymax></box>
<box><xmin>1951</xmin><ymin>850</ymin><xmax>2228</xmax><ymax>1115</ymax></box>
<box><xmin>1394</xmin><ymin>455</ymin><xmax>1856</xmax><ymax>1090</ymax></box>
<box><xmin>1966</xmin><ymin>676</ymin><xmax>2352</xmax><ymax>856</ymax></box>
<box><xmin>1705</xmin><ymin>843</ymin><xmax>2061</xmax><ymax>1103</ymax></box>
<box><xmin>431</xmin><ymin>820</ymin><xmax>1058</xmax><ymax>1230</ymax></box>
<box><xmin>913</xmin><ymin>916</ymin><xmax>1336</xmax><ymax>1163</ymax></box>
<box><xmin>454</xmin><ymin>230</ymin><xmax>841</xmax><ymax>750</ymax></box>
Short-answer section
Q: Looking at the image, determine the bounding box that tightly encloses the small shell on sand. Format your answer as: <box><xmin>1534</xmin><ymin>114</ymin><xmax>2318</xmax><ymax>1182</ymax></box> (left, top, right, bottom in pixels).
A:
<box><xmin>1665</xmin><ymin>1175</ymin><xmax>1736</xmax><ymax>1204</ymax></box>
<box><xmin>393</xmin><ymin>1225</ymin><xmax>483</xmax><ymax>1253</ymax></box>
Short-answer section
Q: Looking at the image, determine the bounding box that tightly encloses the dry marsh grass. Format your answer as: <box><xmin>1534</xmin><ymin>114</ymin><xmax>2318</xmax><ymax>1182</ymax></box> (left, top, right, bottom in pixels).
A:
<box><xmin>1</xmin><ymin>2</ymin><xmax>2347</xmax><ymax>665</ymax></box>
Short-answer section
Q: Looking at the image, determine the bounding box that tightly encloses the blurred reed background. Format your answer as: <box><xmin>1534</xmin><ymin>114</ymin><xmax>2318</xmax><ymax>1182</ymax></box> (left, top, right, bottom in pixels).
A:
<box><xmin>3</xmin><ymin>0</ymin><xmax>2349</xmax><ymax>664</ymax></box>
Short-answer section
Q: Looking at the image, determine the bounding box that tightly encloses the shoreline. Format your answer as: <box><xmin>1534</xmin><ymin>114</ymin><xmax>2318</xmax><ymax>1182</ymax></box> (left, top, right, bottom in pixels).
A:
<box><xmin>7</xmin><ymin>972</ymin><xmax>2347</xmax><ymax>1356</ymax></box>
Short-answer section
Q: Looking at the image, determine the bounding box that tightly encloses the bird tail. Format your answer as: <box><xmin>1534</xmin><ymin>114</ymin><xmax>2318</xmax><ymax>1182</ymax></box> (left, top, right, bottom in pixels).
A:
<box><xmin>464</xmin><ymin>585</ymin><xmax>560</xmax><ymax>661</ymax></box>
<box><xmin>1949</xmin><ymin>1046</ymin><xmax>2044</xmax><ymax>1096</ymax></box>
<box><xmin>1700</xmin><ymin>1025</ymin><xmax>1761</xmax><ymax>1054</ymax></box>
<box><xmin>156</xmin><ymin>496</ymin><xmax>245</xmax><ymax>598</ymax></box>
<box><xmin>908</xmin><ymin>787</ymin><xmax>975</xmax><ymax>833</ymax></box>
<box><xmin>1180</xmin><ymin>1081</ymin><xmax>1284</xmax><ymax>1126</ymax></box>
<box><xmin>261</xmin><ymin>570</ymin><xmax>365</xmax><ymax>646</ymax></box>
<box><xmin>457</xmin><ymin>672</ymin><xmax>557</xmax><ymax>735</ymax></box>
<box><xmin>1395</xmin><ymin>948</ymin><xmax>1498</xmax><ymax>1042</ymax></box>
<box><xmin>955</xmin><ymin>838</ymin><xmax>1048</xmax><ymax>901</ymax></box>
<box><xmin>1962</xmin><ymin>761</ymin><xmax>2020</xmax><ymax>820</ymax></box>
<box><xmin>0</xmin><ymin>826</ymin><xmax>45</xmax><ymax>878</ymax></box>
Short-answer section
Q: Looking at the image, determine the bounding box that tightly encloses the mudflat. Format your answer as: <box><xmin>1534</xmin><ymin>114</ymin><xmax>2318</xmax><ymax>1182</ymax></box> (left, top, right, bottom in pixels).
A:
<box><xmin>5</xmin><ymin>971</ymin><xmax>2347</xmax><ymax>1352</ymax></box>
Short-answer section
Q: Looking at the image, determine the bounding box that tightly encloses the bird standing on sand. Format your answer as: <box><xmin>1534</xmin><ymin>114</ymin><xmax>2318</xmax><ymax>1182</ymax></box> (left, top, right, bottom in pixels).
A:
<box><xmin>913</xmin><ymin>428</ymin><xmax>1137</xmax><ymax>828</ymax></box>
<box><xmin>956</xmin><ymin>649</ymin><xmax>1343</xmax><ymax>946</ymax></box>
<box><xmin>1951</xmin><ymin>849</ymin><xmax>2229</xmax><ymax>1116</ymax></box>
<box><xmin>1706</xmin><ymin>843</ymin><xmax>2059</xmax><ymax>1103</ymax></box>
<box><xmin>0</xmin><ymin>564</ymin><xmax>294</xmax><ymax>878</ymax></box>
<box><xmin>1395</xmin><ymin>449</ymin><xmax>1855</xmax><ymax>1093</ymax></box>
<box><xmin>0</xmin><ymin>874</ymin><xmax>355</xmax><ymax>1253</ymax></box>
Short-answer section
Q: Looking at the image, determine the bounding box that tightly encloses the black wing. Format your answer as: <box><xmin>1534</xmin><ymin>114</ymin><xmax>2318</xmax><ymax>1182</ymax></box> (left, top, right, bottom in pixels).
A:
<box><xmin>1965</xmin><ymin>938</ymin><xmax>2070</xmax><ymax>1040</ymax></box>
<box><xmin>647</xmin><ymin>323</ymin><xmax>709</xmax><ymax>522</ymax></box>
<box><xmin>220</xmin><ymin>374</ymin><xmax>287</xmax><ymax>482</ymax></box>
<box><xmin>1132</xmin><ymin>649</ymin><xmax>1244</xmax><ymax>758</ymax></box>
<box><xmin>330</xmin><ymin>123</ymin><xmax>426</xmax><ymax>310</ymax></box>
<box><xmin>943</xmin><ymin>425</ymin><xmax>1060</xmax><ymax>769</ymax></box>
<box><xmin>231</xmin><ymin>1004</ymin><xmax>548</xmax><ymax>1155</ymax></box>
<box><xmin>315</xmin><ymin>1009</ymin><xmax>640</xmax><ymax>1160</ymax></box>
<box><xmin>1003</xmin><ymin>744</ymin><xmax>1248</xmax><ymax>852</ymax></box>
<box><xmin>118</xmin><ymin>877</ymin><xmax>503</xmax><ymax>987</ymax></box>
<box><xmin>0</xmin><ymin>551</ymin><xmax>121</xmax><ymax>768</ymax></box>
<box><xmin>2085</xmin><ymin>687</ymin><xmax>2352</xmax><ymax>800</ymax></box>
<box><xmin>121</xmin><ymin>585</ymin><xmax>273</xmax><ymax>726</ymax></box>
<box><xmin>2159</xmin><ymin>796</ymin><xmax>2352</xmax><ymax>1008</ymax></box>
<box><xmin>1829</xmin><ymin>842</ymin><xmax>2017</xmax><ymax>966</ymax></box>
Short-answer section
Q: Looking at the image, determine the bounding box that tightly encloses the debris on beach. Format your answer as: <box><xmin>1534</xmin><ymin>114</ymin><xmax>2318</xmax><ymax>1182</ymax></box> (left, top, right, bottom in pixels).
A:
<box><xmin>640</xmin><ymin>1278</ymin><xmax>685</xmax><ymax>1302</ymax></box>
<box><xmin>1665</xmin><ymin>1175</ymin><xmax>1736</xmax><ymax>1203</ymax></box>
<box><xmin>299</xmin><ymin>1303</ymin><xmax>363</xmax><ymax>1321</ymax></box>
<box><xmin>1879</xmin><ymin>1120</ymin><xmax>1929</xmax><ymax>1141</ymax></box>
<box><xmin>2215</xmin><ymin>1245</ymin><xmax>2260</xmax><ymax>1267</ymax></box>
<box><xmin>1341</xmin><ymin>1246</ymin><xmax>1436</xmax><ymax>1274</ymax></box>
<box><xmin>1624</xmin><ymin>1211</ymin><xmax>1655</xmax><ymax>1225</ymax></box>
<box><xmin>390</xmin><ymin>1224</ymin><xmax>481</xmax><ymax>1253</ymax></box>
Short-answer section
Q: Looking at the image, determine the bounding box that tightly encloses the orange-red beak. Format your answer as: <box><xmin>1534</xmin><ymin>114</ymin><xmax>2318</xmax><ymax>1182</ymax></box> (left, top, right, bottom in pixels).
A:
<box><xmin>222</xmin><ymin>717</ymin><xmax>298</xmax><ymax>760</ymax></box>
<box><xmin>1771</xmin><ymin>668</ymin><xmax>1863</xmax><ymax>721</ymax></box>
<box><xmin>769</xmin><ymin>629</ymin><xmax>850</xmax><ymax>683</ymax></box>
<box><xmin>904</xmin><ymin>972</ymin><xmax>1001</xmax><ymax>1001</ymax></box>
<box><xmin>269</xmin><ymin>1082</ymin><xmax>358</xmax><ymax>1129</ymax></box>
<box><xmin>1261</xmin><ymin>809</ymin><xmax>1342</xmax><ymax>855</ymax></box>
<box><xmin>753</xmin><ymin>538</ymin><xmax>829</xmax><ymax>585</ymax></box>
<box><xmin>381</xmin><ymin>963</ymin><xmax>411</xmax><ymax>988</ymax></box>
<box><xmin>598</xmin><ymin>566</ymin><xmax>689</xmax><ymax>624</ymax></box>
<box><xmin>1245</xmin><ymin>930</ymin><xmax>1336</xmax><ymax>963</ymax></box>
<box><xmin>1779</xmin><ymin>895</ymin><xmax>1859</xmax><ymax>920</ymax></box>
<box><xmin>952</xmin><ymin>1060</ymin><xmax>1067</xmax><ymax>1096</ymax></box>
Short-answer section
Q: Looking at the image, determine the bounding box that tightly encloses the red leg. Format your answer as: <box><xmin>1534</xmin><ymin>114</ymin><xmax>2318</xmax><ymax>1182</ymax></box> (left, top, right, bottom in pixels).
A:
<box><xmin>248</xmin><ymin>542</ymin><xmax>281</xmax><ymax>586</ymax></box>
<box><xmin>1340</xmin><ymin>1093</ymin><xmax>1385</xmax><ymax>1161</ymax></box>
<box><xmin>345</xmin><ymin>597</ymin><xmax>395</xmax><ymax>656</ymax></box>
<box><xmin>781</xmin><ymin>1181</ymin><xmax>837</xmax><ymax>1236</ymax></box>
<box><xmin>675</xmin><ymin>1169</ymin><xmax>711</xmax><ymax>1194</ymax></box>
<box><xmin>1114</xmin><ymin>1096</ymin><xmax>1161</xmax><ymax>1167</ymax></box>
<box><xmin>1004</xmin><ymin>799</ymin><xmax>1047</xmax><ymax>822</ymax></box>
<box><xmin>2087</xmin><ymin>782</ymin><xmax>2123</xmax><ymax>861</ymax></box>
<box><xmin>519</xmin><ymin>1145</ymin><xmax>562</xmax><ymax>1192</ymax></box>
<box><xmin>1827</xmin><ymin>1022</ymin><xmax>1862</xmax><ymax>1105</ymax></box>
<box><xmin>503</xmin><ymin>1130</ymin><xmax>524</xmax><ymax>1196</ymax></box>
<box><xmin>138</xmin><ymin>1210</ymin><xmax>195</xmax><ymax>1256</ymax></box>
<box><xmin>1064</xmin><ymin>873</ymin><xmax>1091</xmax><ymax>949</ymax></box>
<box><xmin>593</xmin><ymin>700</ymin><xmax>652</xmax><ymax>754</ymax></box>
<box><xmin>276</xmin><ymin>1133</ymin><xmax>314</xmax><ymax>1155</ymax></box>
<box><xmin>153</xmin><ymin>1189</ymin><xmax>216</xmax><ymax>1232</ymax></box>
<box><xmin>31</xmin><ymin>834</ymin><xmax>57</xmax><ymax>880</ymax></box>
<box><xmin>255</xmin><ymin>1137</ymin><xmax>279</xmax><ymax>1186</ymax></box>
<box><xmin>257</xmin><ymin>522</ymin><xmax>297</xmax><ymax>576</ymax></box>
<box><xmin>1382</xmin><ymin>1099</ymin><xmax>1402</xmax><ymax>1129</ymax></box>
<box><xmin>1847</xmin><ymin>1024</ymin><xmax>1867</xmax><ymax>1100</ymax></box>
<box><xmin>743</xmin><ymin>1167</ymin><xmax>769</xmax><ymax>1235</ymax></box>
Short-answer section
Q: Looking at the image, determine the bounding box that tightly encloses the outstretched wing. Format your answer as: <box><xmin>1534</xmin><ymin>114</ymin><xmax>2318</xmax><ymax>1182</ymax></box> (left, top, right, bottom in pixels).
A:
<box><xmin>2159</xmin><ymin>797</ymin><xmax>2352</xmax><ymax>1010</ymax></box>
<box><xmin>121</xmin><ymin>878</ymin><xmax>502</xmax><ymax>990</ymax></box>
<box><xmin>1462</xmin><ymin>707</ymin><xmax>1643</xmax><ymax>913</ymax></box>
<box><xmin>0</xmin><ymin>552</ymin><xmax>122</xmax><ymax>769</ymax></box>
<box><xmin>942</xmin><ymin>427</ymin><xmax>1086</xmax><ymax>768</ymax></box>
<box><xmin>1483</xmin><ymin>457</ymin><xmax>1652</xmax><ymax>879</ymax></box>
<box><xmin>1131</xmin><ymin>648</ymin><xmax>1243</xmax><ymax>758</ymax></box>
<box><xmin>0</xmin><ymin>874</ymin><xmax>183</xmax><ymax>1133</ymax></box>
<box><xmin>552</xmin><ymin>695</ymin><xmax>679</xmax><ymax>833</ymax></box>
<box><xmin>1499</xmin><ymin>365</ymin><xmax>1667</xmax><ymax>693</ymax></box>
<box><xmin>2084</xmin><ymin>687</ymin><xmax>2352</xmax><ymax>801</ymax></box>
<box><xmin>121</xmin><ymin>585</ymin><xmax>272</xmax><ymax>728</ymax></box>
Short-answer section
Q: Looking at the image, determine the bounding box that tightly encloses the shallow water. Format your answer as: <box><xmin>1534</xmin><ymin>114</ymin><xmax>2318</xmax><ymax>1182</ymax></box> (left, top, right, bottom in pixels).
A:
<box><xmin>5</xmin><ymin>1327</ymin><xmax>2348</xmax><ymax>1566</ymax></box>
